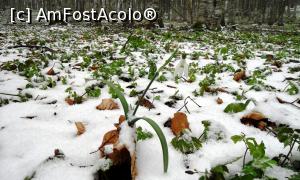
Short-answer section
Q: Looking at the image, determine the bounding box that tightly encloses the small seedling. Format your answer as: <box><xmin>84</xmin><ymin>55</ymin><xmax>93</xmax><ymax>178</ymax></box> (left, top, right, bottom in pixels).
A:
<box><xmin>231</xmin><ymin>133</ymin><xmax>276</xmax><ymax>179</ymax></box>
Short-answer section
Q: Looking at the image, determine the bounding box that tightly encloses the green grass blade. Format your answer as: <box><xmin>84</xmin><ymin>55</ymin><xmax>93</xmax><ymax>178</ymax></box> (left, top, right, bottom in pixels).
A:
<box><xmin>130</xmin><ymin>117</ymin><xmax>169</xmax><ymax>173</ymax></box>
<box><xmin>104</xmin><ymin>80</ymin><xmax>129</xmax><ymax>118</ymax></box>
<box><xmin>132</xmin><ymin>49</ymin><xmax>178</xmax><ymax>116</ymax></box>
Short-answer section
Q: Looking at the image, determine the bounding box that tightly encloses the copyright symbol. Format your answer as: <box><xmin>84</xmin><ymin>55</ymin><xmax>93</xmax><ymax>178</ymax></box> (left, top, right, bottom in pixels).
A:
<box><xmin>144</xmin><ymin>8</ymin><xmax>157</xmax><ymax>21</ymax></box>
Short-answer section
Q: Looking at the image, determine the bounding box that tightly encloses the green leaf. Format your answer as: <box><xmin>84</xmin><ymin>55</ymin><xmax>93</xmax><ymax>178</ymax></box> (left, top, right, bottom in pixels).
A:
<box><xmin>133</xmin><ymin>49</ymin><xmax>178</xmax><ymax>116</ymax></box>
<box><xmin>136</xmin><ymin>127</ymin><xmax>153</xmax><ymax>141</ymax></box>
<box><xmin>286</xmin><ymin>81</ymin><xmax>299</xmax><ymax>95</ymax></box>
<box><xmin>231</xmin><ymin>135</ymin><xmax>244</xmax><ymax>143</ymax></box>
<box><xmin>129</xmin><ymin>117</ymin><xmax>169</xmax><ymax>173</ymax></box>
<box><xmin>171</xmin><ymin>135</ymin><xmax>202</xmax><ymax>154</ymax></box>
<box><xmin>224</xmin><ymin>100</ymin><xmax>251</xmax><ymax>113</ymax></box>
<box><xmin>104</xmin><ymin>81</ymin><xmax>129</xmax><ymax>118</ymax></box>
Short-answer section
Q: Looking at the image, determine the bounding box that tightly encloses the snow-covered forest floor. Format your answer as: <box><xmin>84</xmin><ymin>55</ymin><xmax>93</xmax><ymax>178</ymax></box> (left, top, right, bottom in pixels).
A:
<box><xmin>0</xmin><ymin>25</ymin><xmax>299</xmax><ymax>180</ymax></box>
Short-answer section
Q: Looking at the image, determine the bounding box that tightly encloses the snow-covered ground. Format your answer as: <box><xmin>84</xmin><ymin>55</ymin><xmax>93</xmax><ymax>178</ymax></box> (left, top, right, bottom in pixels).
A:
<box><xmin>0</xmin><ymin>25</ymin><xmax>299</xmax><ymax>180</ymax></box>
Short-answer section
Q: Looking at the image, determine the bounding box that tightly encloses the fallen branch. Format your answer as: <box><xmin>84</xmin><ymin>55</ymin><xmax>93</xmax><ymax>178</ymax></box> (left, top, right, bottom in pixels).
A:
<box><xmin>276</xmin><ymin>97</ymin><xmax>300</xmax><ymax>109</ymax></box>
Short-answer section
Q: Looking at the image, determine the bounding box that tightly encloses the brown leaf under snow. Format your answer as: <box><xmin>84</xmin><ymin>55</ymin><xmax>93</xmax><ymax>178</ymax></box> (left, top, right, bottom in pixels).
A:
<box><xmin>240</xmin><ymin>111</ymin><xmax>276</xmax><ymax>130</ymax></box>
<box><xmin>65</xmin><ymin>97</ymin><xmax>75</xmax><ymax>105</ymax></box>
<box><xmin>99</xmin><ymin>129</ymin><xmax>120</xmax><ymax>155</ymax></box>
<box><xmin>75</xmin><ymin>122</ymin><xmax>85</xmax><ymax>135</ymax></box>
<box><xmin>243</xmin><ymin>112</ymin><xmax>266</xmax><ymax>120</ymax></box>
<box><xmin>233</xmin><ymin>70</ymin><xmax>246</xmax><ymax>82</ymax></box>
<box><xmin>96</xmin><ymin>98</ymin><xmax>119</xmax><ymax>110</ymax></box>
<box><xmin>47</xmin><ymin>67</ymin><xmax>55</xmax><ymax>75</ymax></box>
<box><xmin>216</xmin><ymin>97</ymin><xmax>223</xmax><ymax>104</ymax></box>
<box><xmin>171</xmin><ymin>112</ymin><xmax>190</xmax><ymax>136</ymax></box>
<box><xmin>136</xmin><ymin>97</ymin><xmax>155</xmax><ymax>109</ymax></box>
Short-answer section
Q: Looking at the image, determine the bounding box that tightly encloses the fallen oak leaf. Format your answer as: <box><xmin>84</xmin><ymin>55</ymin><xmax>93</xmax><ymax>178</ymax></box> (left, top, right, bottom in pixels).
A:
<box><xmin>96</xmin><ymin>98</ymin><xmax>119</xmax><ymax>110</ymax></box>
<box><xmin>233</xmin><ymin>70</ymin><xmax>246</xmax><ymax>82</ymax></box>
<box><xmin>75</xmin><ymin>122</ymin><xmax>86</xmax><ymax>135</ymax></box>
<box><xmin>136</xmin><ymin>97</ymin><xmax>155</xmax><ymax>109</ymax></box>
<box><xmin>99</xmin><ymin>129</ymin><xmax>120</xmax><ymax>157</ymax></box>
<box><xmin>171</xmin><ymin>112</ymin><xmax>190</xmax><ymax>136</ymax></box>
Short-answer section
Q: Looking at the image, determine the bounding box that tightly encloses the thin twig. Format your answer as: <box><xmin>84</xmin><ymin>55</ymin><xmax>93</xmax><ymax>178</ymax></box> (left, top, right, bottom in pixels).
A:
<box><xmin>280</xmin><ymin>138</ymin><xmax>296</xmax><ymax>166</ymax></box>
<box><xmin>243</xmin><ymin>147</ymin><xmax>248</xmax><ymax>168</ymax></box>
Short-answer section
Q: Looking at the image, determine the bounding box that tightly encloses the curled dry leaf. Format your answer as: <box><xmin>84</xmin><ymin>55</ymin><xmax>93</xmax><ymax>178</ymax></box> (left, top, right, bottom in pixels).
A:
<box><xmin>171</xmin><ymin>112</ymin><xmax>190</xmax><ymax>136</ymax></box>
<box><xmin>216</xmin><ymin>97</ymin><xmax>223</xmax><ymax>104</ymax></box>
<box><xmin>99</xmin><ymin>129</ymin><xmax>120</xmax><ymax>157</ymax></box>
<box><xmin>114</xmin><ymin>115</ymin><xmax>126</xmax><ymax>129</ymax></box>
<box><xmin>47</xmin><ymin>67</ymin><xmax>55</xmax><ymax>75</ymax></box>
<box><xmin>240</xmin><ymin>111</ymin><xmax>276</xmax><ymax>130</ymax></box>
<box><xmin>136</xmin><ymin>97</ymin><xmax>155</xmax><ymax>109</ymax></box>
<box><xmin>75</xmin><ymin>122</ymin><xmax>85</xmax><ymax>135</ymax></box>
<box><xmin>233</xmin><ymin>70</ymin><xmax>246</xmax><ymax>82</ymax></box>
<box><xmin>96</xmin><ymin>98</ymin><xmax>119</xmax><ymax>110</ymax></box>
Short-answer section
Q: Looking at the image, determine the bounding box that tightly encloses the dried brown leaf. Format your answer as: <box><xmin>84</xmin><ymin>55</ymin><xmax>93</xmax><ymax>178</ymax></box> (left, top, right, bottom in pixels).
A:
<box><xmin>47</xmin><ymin>67</ymin><xmax>55</xmax><ymax>75</ymax></box>
<box><xmin>216</xmin><ymin>97</ymin><xmax>223</xmax><ymax>104</ymax></box>
<box><xmin>171</xmin><ymin>112</ymin><xmax>190</xmax><ymax>136</ymax></box>
<box><xmin>136</xmin><ymin>97</ymin><xmax>155</xmax><ymax>109</ymax></box>
<box><xmin>75</xmin><ymin>122</ymin><xmax>85</xmax><ymax>135</ymax></box>
<box><xmin>242</xmin><ymin>112</ymin><xmax>266</xmax><ymax>121</ymax></box>
<box><xmin>96</xmin><ymin>98</ymin><xmax>119</xmax><ymax>110</ymax></box>
<box><xmin>233</xmin><ymin>70</ymin><xmax>246</xmax><ymax>82</ymax></box>
<box><xmin>65</xmin><ymin>97</ymin><xmax>75</xmax><ymax>105</ymax></box>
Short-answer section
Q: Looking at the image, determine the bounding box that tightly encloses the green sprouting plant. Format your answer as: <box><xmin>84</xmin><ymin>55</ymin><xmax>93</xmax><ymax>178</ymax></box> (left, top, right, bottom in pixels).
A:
<box><xmin>191</xmin><ymin>51</ymin><xmax>202</xmax><ymax>60</ymax></box>
<box><xmin>188</xmin><ymin>62</ymin><xmax>200</xmax><ymax>82</ymax></box>
<box><xmin>0</xmin><ymin>97</ymin><xmax>9</xmax><ymax>107</ymax></box>
<box><xmin>136</xmin><ymin>127</ymin><xmax>153</xmax><ymax>141</ymax></box>
<box><xmin>127</xmin><ymin>35</ymin><xmax>150</xmax><ymax>50</ymax></box>
<box><xmin>103</xmin><ymin>49</ymin><xmax>178</xmax><ymax>173</ymax></box>
<box><xmin>246</xmin><ymin>69</ymin><xmax>266</xmax><ymax>85</ymax></box>
<box><xmin>138</xmin><ymin>67</ymin><xmax>147</xmax><ymax>77</ymax></box>
<box><xmin>129</xmin><ymin>89</ymin><xmax>139</xmax><ymax>97</ymax></box>
<box><xmin>157</xmin><ymin>74</ymin><xmax>167</xmax><ymax>82</ymax></box>
<box><xmin>274</xmin><ymin>124</ymin><xmax>300</xmax><ymax>167</ymax></box>
<box><xmin>171</xmin><ymin>131</ymin><xmax>202</xmax><ymax>154</ymax></box>
<box><xmin>232</xmin><ymin>91</ymin><xmax>247</xmax><ymax>101</ymax></box>
<box><xmin>108</xmin><ymin>83</ymin><xmax>124</xmax><ymax>99</ymax></box>
<box><xmin>85</xmin><ymin>85</ymin><xmax>101</xmax><ymax>98</ymax></box>
<box><xmin>81</xmin><ymin>56</ymin><xmax>92</xmax><ymax>69</ymax></box>
<box><xmin>65</xmin><ymin>87</ymin><xmax>84</xmax><ymax>104</ymax></box>
<box><xmin>289</xmin><ymin>173</ymin><xmax>300</xmax><ymax>180</ymax></box>
<box><xmin>46</xmin><ymin>77</ymin><xmax>56</xmax><ymax>88</ymax></box>
<box><xmin>201</xmin><ymin>63</ymin><xmax>235</xmax><ymax>75</ymax></box>
<box><xmin>286</xmin><ymin>81</ymin><xmax>299</xmax><ymax>95</ymax></box>
<box><xmin>199</xmin><ymin>120</ymin><xmax>211</xmax><ymax>141</ymax></box>
<box><xmin>199</xmin><ymin>164</ymin><xmax>229</xmax><ymax>180</ymax></box>
<box><xmin>148</xmin><ymin>60</ymin><xmax>157</xmax><ymax>80</ymax></box>
<box><xmin>224</xmin><ymin>99</ymin><xmax>252</xmax><ymax>113</ymax></box>
<box><xmin>61</xmin><ymin>76</ymin><xmax>67</xmax><ymax>85</ymax></box>
<box><xmin>93</xmin><ymin>59</ymin><xmax>125</xmax><ymax>79</ymax></box>
<box><xmin>1</xmin><ymin>59</ymin><xmax>43</xmax><ymax>79</ymax></box>
<box><xmin>197</xmin><ymin>74</ymin><xmax>216</xmax><ymax>96</ymax></box>
<box><xmin>231</xmin><ymin>134</ymin><xmax>276</xmax><ymax>179</ymax></box>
